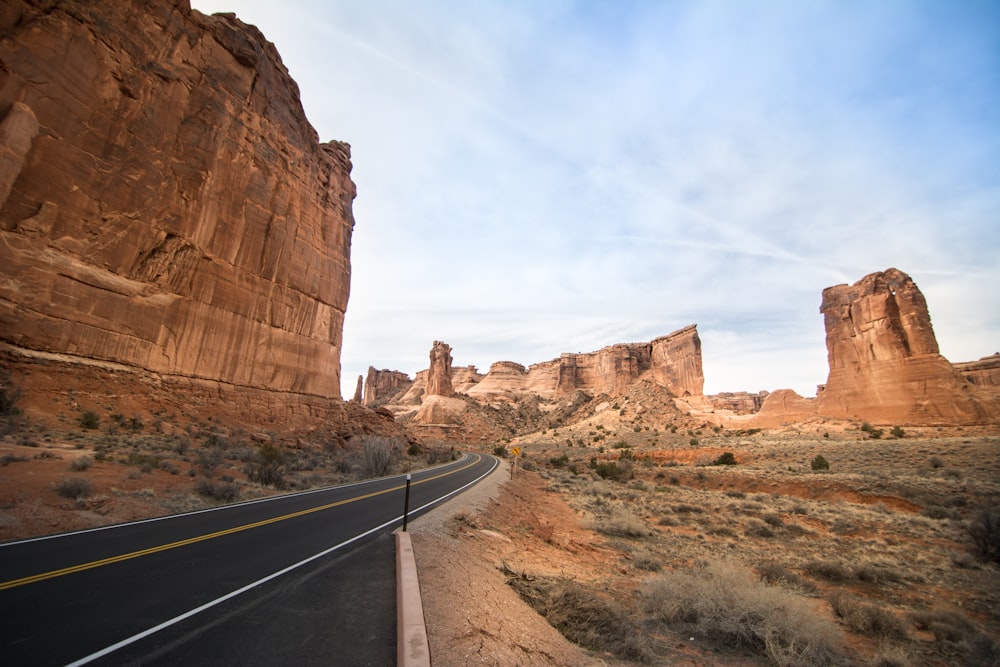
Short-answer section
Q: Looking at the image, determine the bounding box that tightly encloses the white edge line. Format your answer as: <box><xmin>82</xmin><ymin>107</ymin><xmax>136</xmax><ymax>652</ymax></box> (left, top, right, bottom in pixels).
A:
<box><xmin>65</xmin><ymin>454</ymin><xmax>497</xmax><ymax>667</ymax></box>
<box><xmin>2</xmin><ymin>454</ymin><xmax>472</xmax><ymax>547</ymax></box>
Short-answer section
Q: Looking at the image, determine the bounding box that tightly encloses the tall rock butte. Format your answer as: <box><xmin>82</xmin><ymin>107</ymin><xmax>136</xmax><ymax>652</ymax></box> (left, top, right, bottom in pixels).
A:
<box><xmin>426</xmin><ymin>341</ymin><xmax>455</xmax><ymax>397</ymax></box>
<box><xmin>0</xmin><ymin>1</ymin><xmax>355</xmax><ymax>414</ymax></box>
<box><xmin>815</xmin><ymin>268</ymin><xmax>990</xmax><ymax>423</ymax></box>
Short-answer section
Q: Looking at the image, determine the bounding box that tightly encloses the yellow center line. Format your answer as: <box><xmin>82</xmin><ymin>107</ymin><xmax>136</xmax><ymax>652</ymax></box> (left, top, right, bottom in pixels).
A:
<box><xmin>0</xmin><ymin>457</ymin><xmax>479</xmax><ymax>591</ymax></box>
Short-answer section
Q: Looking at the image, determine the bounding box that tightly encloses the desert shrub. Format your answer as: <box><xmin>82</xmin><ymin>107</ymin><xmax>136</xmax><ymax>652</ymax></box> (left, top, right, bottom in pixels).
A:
<box><xmin>908</xmin><ymin>608</ymin><xmax>1000</xmax><ymax>662</ymax></box>
<box><xmin>922</xmin><ymin>504</ymin><xmax>960</xmax><ymax>520</ymax></box>
<box><xmin>689</xmin><ymin>437</ymin><xmax>699</xmax><ymax>447</ymax></box>
<box><xmin>493</xmin><ymin>445</ymin><xmax>508</xmax><ymax>457</ymax></box>
<box><xmin>160</xmin><ymin>460</ymin><xmax>180</xmax><ymax>475</ymax></box>
<box><xmin>425</xmin><ymin>446</ymin><xmax>451</xmax><ymax>464</ymax></box>
<box><xmin>746</xmin><ymin>519</ymin><xmax>775</xmax><ymax>538</ymax></box>
<box><xmin>713</xmin><ymin>451</ymin><xmax>737</xmax><ymax>466</ymax></box>
<box><xmin>966</xmin><ymin>501</ymin><xmax>1000</xmax><ymax>563</ymax></box>
<box><xmin>359</xmin><ymin>435</ymin><xmax>397</xmax><ymax>477</ymax></box>
<box><xmin>810</xmin><ymin>455</ymin><xmax>830</xmax><ymax>471</ymax></box>
<box><xmin>56</xmin><ymin>477</ymin><xmax>93</xmax><ymax>499</ymax></box>
<box><xmin>196</xmin><ymin>446</ymin><xmax>225</xmax><ymax>473</ymax></box>
<box><xmin>591</xmin><ymin>509</ymin><xmax>650</xmax><ymax>538</ymax></box>
<box><xmin>890</xmin><ymin>425</ymin><xmax>905</xmax><ymax>438</ymax></box>
<box><xmin>1</xmin><ymin>453</ymin><xmax>27</xmax><ymax>466</ymax></box>
<box><xmin>757</xmin><ymin>562</ymin><xmax>815</xmax><ymax>592</ymax></box>
<box><xmin>803</xmin><ymin>559</ymin><xmax>853</xmax><ymax>582</ymax></box>
<box><xmin>505</xmin><ymin>570</ymin><xmax>655</xmax><ymax>662</ymax></box>
<box><xmin>643</xmin><ymin>559</ymin><xmax>842</xmax><ymax>666</ymax></box>
<box><xmin>244</xmin><ymin>442</ymin><xmax>286</xmax><ymax>488</ymax></box>
<box><xmin>79</xmin><ymin>410</ymin><xmax>100</xmax><ymax>430</ymax></box>
<box><xmin>407</xmin><ymin>443</ymin><xmax>422</xmax><ymax>456</ymax></box>
<box><xmin>549</xmin><ymin>453</ymin><xmax>569</xmax><ymax>467</ymax></box>
<box><xmin>593</xmin><ymin>460</ymin><xmax>630</xmax><ymax>482</ymax></box>
<box><xmin>194</xmin><ymin>478</ymin><xmax>240</xmax><ymax>503</ymax></box>
<box><xmin>69</xmin><ymin>456</ymin><xmax>92</xmax><ymax>472</ymax></box>
<box><xmin>828</xmin><ymin>591</ymin><xmax>907</xmax><ymax>639</ymax></box>
<box><xmin>855</xmin><ymin>561</ymin><xmax>903</xmax><ymax>585</ymax></box>
<box><xmin>631</xmin><ymin>549</ymin><xmax>662</xmax><ymax>572</ymax></box>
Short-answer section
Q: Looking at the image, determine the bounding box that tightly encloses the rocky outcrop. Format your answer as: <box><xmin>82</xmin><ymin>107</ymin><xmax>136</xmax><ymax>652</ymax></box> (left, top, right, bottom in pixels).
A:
<box><xmin>450</xmin><ymin>365</ymin><xmax>483</xmax><ymax>393</ymax></box>
<box><xmin>815</xmin><ymin>268</ymin><xmax>990</xmax><ymax>424</ymax></box>
<box><xmin>954</xmin><ymin>354</ymin><xmax>1000</xmax><ymax>391</ymax></box>
<box><xmin>350</xmin><ymin>375</ymin><xmax>363</xmax><ymax>403</ymax></box>
<box><xmin>747</xmin><ymin>389</ymin><xmax>819</xmax><ymax>427</ymax></box>
<box><xmin>426</xmin><ymin>341</ymin><xmax>455</xmax><ymax>397</ymax></box>
<box><xmin>0</xmin><ymin>1</ymin><xmax>354</xmax><ymax>413</ymax></box>
<box><xmin>363</xmin><ymin>367</ymin><xmax>413</xmax><ymax>407</ymax></box>
<box><xmin>467</xmin><ymin>327</ymin><xmax>704</xmax><ymax>401</ymax></box>
<box><xmin>708</xmin><ymin>391</ymin><xmax>769</xmax><ymax>414</ymax></box>
<box><xmin>650</xmin><ymin>325</ymin><xmax>704</xmax><ymax>397</ymax></box>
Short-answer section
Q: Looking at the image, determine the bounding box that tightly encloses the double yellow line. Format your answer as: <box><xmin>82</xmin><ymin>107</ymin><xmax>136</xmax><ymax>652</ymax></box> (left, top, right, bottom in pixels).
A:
<box><xmin>1</xmin><ymin>457</ymin><xmax>477</xmax><ymax>591</ymax></box>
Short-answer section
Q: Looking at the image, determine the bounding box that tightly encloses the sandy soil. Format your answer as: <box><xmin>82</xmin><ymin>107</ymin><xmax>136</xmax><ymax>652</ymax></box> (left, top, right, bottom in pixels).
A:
<box><xmin>407</xmin><ymin>460</ymin><xmax>619</xmax><ymax>666</ymax></box>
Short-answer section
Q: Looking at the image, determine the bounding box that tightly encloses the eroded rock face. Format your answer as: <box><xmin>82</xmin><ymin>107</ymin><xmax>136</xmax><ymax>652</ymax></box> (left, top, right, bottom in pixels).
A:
<box><xmin>426</xmin><ymin>341</ymin><xmax>455</xmax><ymax>397</ymax></box>
<box><xmin>363</xmin><ymin>367</ymin><xmax>413</xmax><ymax>407</ymax></box>
<box><xmin>954</xmin><ymin>354</ymin><xmax>1000</xmax><ymax>391</ymax></box>
<box><xmin>708</xmin><ymin>391</ymin><xmax>769</xmax><ymax>414</ymax></box>
<box><xmin>0</xmin><ymin>1</ymin><xmax>354</xmax><ymax>404</ymax></box>
<box><xmin>816</xmin><ymin>268</ymin><xmax>989</xmax><ymax>423</ymax></box>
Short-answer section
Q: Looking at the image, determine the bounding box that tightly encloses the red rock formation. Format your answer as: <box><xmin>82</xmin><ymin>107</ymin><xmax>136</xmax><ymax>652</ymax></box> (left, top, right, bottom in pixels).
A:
<box><xmin>363</xmin><ymin>367</ymin><xmax>412</xmax><ymax>407</ymax></box>
<box><xmin>350</xmin><ymin>375</ymin><xmax>363</xmax><ymax>403</ymax></box>
<box><xmin>708</xmin><ymin>390</ymin><xmax>769</xmax><ymax>414</ymax></box>
<box><xmin>426</xmin><ymin>341</ymin><xmax>455</xmax><ymax>397</ymax></box>
<box><xmin>747</xmin><ymin>389</ymin><xmax>819</xmax><ymax>427</ymax></box>
<box><xmin>816</xmin><ymin>268</ymin><xmax>990</xmax><ymax>424</ymax></box>
<box><xmin>954</xmin><ymin>354</ymin><xmax>1000</xmax><ymax>392</ymax></box>
<box><xmin>650</xmin><ymin>325</ymin><xmax>704</xmax><ymax>397</ymax></box>
<box><xmin>0</xmin><ymin>1</ymin><xmax>354</xmax><ymax>412</ymax></box>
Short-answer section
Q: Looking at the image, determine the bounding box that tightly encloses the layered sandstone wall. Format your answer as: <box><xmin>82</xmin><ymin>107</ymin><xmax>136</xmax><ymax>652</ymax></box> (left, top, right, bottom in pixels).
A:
<box><xmin>815</xmin><ymin>268</ymin><xmax>990</xmax><ymax>423</ymax></box>
<box><xmin>0</xmin><ymin>1</ymin><xmax>354</xmax><ymax>401</ymax></box>
<box><xmin>708</xmin><ymin>390</ymin><xmax>769</xmax><ymax>414</ymax></box>
<box><xmin>954</xmin><ymin>354</ymin><xmax>1000</xmax><ymax>391</ymax></box>
<box><xmin>363</xmin><ymin>367</ymin><xmax>413</xmax><ymax>407</ymax></box>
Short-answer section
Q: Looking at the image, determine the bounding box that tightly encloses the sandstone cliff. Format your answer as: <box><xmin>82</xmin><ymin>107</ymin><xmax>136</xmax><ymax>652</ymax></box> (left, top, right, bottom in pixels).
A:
<box><xmin>954</xmin><ymin>354</ymin><xmax>1000</xmax><ymax>393</ymax></box>
<box><xmin>363</xmin><ymin>367</ymin><xmax>413</xmax><ymax>407</ymax></box>
<box><xmin>0</xmin><ymin>1</ymin><xmax>355</xmax><ymax>424</ymax></box>
<box><xmin>815</xmin><ymin>268</ymin><xmax>990</xmax><ymax>424</ymax></box>
<box><xmin>426</xmin><ymin>341</ymin><xmax>455</xmax><ymax>397</ymax></box>
<box><xmin>464</xmin><ymin>326</ymin><xmax>704</xmax><ymax>401</ymax></box>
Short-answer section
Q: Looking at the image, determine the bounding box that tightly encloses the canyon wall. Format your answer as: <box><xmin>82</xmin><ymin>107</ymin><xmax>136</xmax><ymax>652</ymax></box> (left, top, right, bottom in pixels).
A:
<box><xmin>0</xmin><ymin>1</ymin><xmax>354</xmax><ymax>417</ymax></box>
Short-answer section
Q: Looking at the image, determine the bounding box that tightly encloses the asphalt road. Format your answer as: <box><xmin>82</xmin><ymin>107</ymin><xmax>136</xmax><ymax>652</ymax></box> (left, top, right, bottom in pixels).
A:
<box><xmin>0</xmin><ymin>452</ymin><xmax>497</xmax><ymax>666</ymax></box>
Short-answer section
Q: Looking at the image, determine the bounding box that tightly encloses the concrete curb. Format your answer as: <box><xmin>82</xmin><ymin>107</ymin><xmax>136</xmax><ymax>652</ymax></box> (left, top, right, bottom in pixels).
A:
<box><xmin>396</xmin><ymin>531</ymin><xmax>431</xmax><ymax>667</ymax></box>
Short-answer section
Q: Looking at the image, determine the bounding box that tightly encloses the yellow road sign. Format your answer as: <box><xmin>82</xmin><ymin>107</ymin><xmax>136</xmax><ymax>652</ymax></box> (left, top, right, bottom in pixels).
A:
<box><xmin>511</xmin><ymin>447</ymin><xmax>521</xmax><ymax>457</ymax></box>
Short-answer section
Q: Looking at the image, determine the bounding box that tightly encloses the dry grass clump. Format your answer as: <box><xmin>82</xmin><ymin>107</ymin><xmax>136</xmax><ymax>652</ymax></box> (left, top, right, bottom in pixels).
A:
<box><xmin>909</xmin><ymin>609</ymin><xmax>1000</xmax><ymax>664</ymax></box>
<box><xmin>55</xmin><ymin>477</ymin><xmax>93</xmax><ymax>499</ymax></box>
<box><xmin>589</xmin><ymin>508</ymin><xmax>651</xmax><ymax>538</ymax></box>
<box><xmin>503</xmin><ymin>565</ymin><xmax>656</xmax><ymax>663</ymax></box>
<box><xmin>642</xmin><ymin>558</ymin><xmax>842</xmax><ymax>666</ymax></box>
<box><xmin>827</xmin><ymin>591</ymin><xmax>907</xmax><ymax>639</ymax></box>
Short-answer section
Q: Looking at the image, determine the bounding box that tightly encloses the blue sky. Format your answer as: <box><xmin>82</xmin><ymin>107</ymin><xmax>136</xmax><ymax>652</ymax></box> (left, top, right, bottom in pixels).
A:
<box><xmin>192</xmin><ymin>0</ymin><xmax>1000</xmax><ymax>399</ymax></box>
